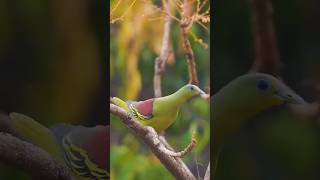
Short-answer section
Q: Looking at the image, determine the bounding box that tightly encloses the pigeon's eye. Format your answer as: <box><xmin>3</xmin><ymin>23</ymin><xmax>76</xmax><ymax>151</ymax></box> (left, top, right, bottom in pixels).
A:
<box><xmin>190</xmin><ymin>86</ymin><xmax>194</xmax><ymax>90</ymax></box>
<box><xmin>257</xmin><ymin>79</ymin><xmax>269</xmax><ymax>91</ymax></box>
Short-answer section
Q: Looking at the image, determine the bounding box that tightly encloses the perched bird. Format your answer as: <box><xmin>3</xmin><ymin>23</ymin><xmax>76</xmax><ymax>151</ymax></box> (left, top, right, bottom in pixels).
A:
<box><xmin>214</xmin><ymin>105</ymin><xmax>320</xmax><ymax>180</ymax></box>
<box><xmin>212</xmin><ymin>73</ymin><xmax>305</xmax><ymax>171</ymax></box>
<box><xmin>9</xmin><ymin>112</ymin><xmax>109</xmax><ymax>180</ymax></box>
<box><xmin>112</xmin><ymin>84</ymin><xmax>207</xmax><ymax>133</ymax></box>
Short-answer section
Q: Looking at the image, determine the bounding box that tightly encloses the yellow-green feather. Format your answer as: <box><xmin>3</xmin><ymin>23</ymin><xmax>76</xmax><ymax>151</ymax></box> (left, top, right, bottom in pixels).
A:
<box><xmin>9</xmin><ymin>112</ymin><xmax>65</xmax><ymax>163</ymax></box>
<box><xmin>112</xmin><ymin>97</ymin><xmax>129</xmax><ymax>111</ymax></box>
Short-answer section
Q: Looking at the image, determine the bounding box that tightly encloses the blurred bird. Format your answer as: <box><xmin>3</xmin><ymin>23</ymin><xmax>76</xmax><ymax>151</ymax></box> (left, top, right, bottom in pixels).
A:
<box><xmin>213</xmin><ymin>104</ymin><xmax>320</xmax><ymax>180</ymax></box>
<box><xmin>212</xmin><ymin>73</ymin><xmax>305</xmax><ymax>172</ymax></box>
<box><xmin>112</xmin><ymin>84</ymin><xmax>207</xmax><ymax>133</ymax></box>
<box><xmin>9</xmin><ymin>112</ymin><xmax>109</xmax><ymax>180</ymax></box>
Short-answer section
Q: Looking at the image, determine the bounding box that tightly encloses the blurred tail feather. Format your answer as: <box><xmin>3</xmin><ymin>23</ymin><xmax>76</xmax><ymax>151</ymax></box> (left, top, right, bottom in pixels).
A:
<box><xmin>9</xmin><ymin>112</ymin><xmax>64</xmax><ymax>162</ymax></box>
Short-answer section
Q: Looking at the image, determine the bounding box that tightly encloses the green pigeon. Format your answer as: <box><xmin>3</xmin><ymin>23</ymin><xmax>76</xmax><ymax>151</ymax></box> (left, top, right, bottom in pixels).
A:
<box><xmin>112</xmin><ymin>84</ymin><xmax>207</xmax><ymax>133</ymax></box>
<box><xmin>9</xmin><ymin>112</ymin><xmax>109</xmax><ymax>180</ymax></box>
<box><xmin>213</xmin><ymin>105</ymin><xmax>319</xmax><ymax>180</ymax></box>
<box><xmin>212</xmin><ymin>73</ymin><xmax>305</xmax><ymax>171</ymax></box>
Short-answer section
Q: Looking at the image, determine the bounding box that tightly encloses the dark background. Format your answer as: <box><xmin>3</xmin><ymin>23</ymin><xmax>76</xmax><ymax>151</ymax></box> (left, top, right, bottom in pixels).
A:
<box><xmin>213</xmin><ymin>0</ymin><xmax>320</xmax><ymax>179</ymax></box>
<box><xmin>0</xmin><ymin>0</ymin><xmax>107</xmax><ymax>179</ymax></box>
<box><xmin>213</xmin><ymin>0</ymin><xmax>320</xmax><ymax>94</ymax></box>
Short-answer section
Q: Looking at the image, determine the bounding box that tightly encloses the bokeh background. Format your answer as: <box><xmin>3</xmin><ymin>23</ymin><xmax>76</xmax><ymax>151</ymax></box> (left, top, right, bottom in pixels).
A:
<box><xmin>214</xmin><ymin>0</ymin><xmax>320</xmax><ymax>179</ymax></box>
<box><xmin>110</xmin><ymin>0</ymin><xmax>210</xmax><ymax>179</ymax></box>
<box><xmin>0</xmin><ymin>0</ymin><xmax>107</xmax><ymax>179</ymax></box>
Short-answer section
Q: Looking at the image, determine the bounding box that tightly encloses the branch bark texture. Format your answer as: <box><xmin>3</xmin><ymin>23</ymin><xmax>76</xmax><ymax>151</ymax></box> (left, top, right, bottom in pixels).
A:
<box><xmin>250</xmin><ymin>0</ymin><xmax>282</xmax><ymax>77</ymax></box>
<box><xmin>110</xmin><ymin>104</ymin><xmax>196</xmax><ymax>180</ymax></box>
<box><xmin>154</xmin><ymin>0</ymin><xmax>171</xmax><ymax>98</ymax></box>
<box><xmin>0</xmin><ymin>133</ymin><xmax>72</xmax><ymax>180</ymax></box>
<box><xmin>181</xmin><ymin>0</ymin><xmax>199</xmax><ymax>85</ymax></box>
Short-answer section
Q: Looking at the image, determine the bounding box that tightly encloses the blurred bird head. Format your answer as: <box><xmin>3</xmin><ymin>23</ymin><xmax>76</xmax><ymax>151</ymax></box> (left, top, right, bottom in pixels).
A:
<box><xmin>214</xmin><ymin>73</ymin><xmax>305</xmax><ymax>116</ymax></box>
<box><xmin>249</xmin><ymin>73</ymin><xmax>305</xmax><ymax>105</ymax></box>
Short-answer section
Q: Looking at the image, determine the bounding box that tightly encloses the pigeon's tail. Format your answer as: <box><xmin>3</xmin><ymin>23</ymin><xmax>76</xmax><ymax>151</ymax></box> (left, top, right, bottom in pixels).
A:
<box><xmin>111</xmin><ymin>97</ymin><xmax>129</xmax><ymax>111</ymax></box>
<box><xmin>9</xmin><ymin>112</ymin><xmax>65</xmax><ymax>163</ymax></box>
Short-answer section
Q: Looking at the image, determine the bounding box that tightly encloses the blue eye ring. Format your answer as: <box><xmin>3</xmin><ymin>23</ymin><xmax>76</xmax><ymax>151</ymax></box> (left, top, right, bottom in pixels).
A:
<box><xmin>257</xmin><ymin>79</ymin><xmax>269</xmax><ymax>91</ymax></box>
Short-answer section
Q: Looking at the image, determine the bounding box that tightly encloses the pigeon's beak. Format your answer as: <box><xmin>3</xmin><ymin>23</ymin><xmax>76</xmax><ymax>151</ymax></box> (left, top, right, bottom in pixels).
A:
<box><xmin>198</xmin><ymin>89</ymin><xmax>210</xmax><ymax>99</ymax></box>
<box><xmin>275</xmin><ymin>88</ymin><xmax>306</xmax><ymax>105</ymax></box>
<box><xmin>201</xmin><ymin>93</ymin><xmax>210</xmax><ymax>100</ymax></box>
<box><xmin>192</xmin><ymin>85</ymin><xmax>209</xmax><ymax>99</ymax></box>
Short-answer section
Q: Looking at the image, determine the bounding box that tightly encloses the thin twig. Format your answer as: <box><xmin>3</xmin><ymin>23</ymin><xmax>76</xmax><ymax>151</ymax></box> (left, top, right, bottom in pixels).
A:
<box><xmin>158</xmin><ymin>135</ymin><xmax>196</xmax><ymax>177</ymax></box>
<box><xmin>154</xmin><ymin>0</ymin><xmax>172</xmax><ymax>98</ymax></box>
<box><xmin>110</xmin><ymin>104</ymin><xmax>196</xmax><ymax>180</ymax></box>
<box><xmin>250</xmin><ymin>0</ymin><xmax>282</xmax><ymax>77</ymax></box>
<box><xmin>160</xmin><ymin>133</ymin><xmax>196</xmax><ymax>157</ymax></box>
<box><xmin>110</xmin><ymin>0</ymin><xmax>138</xmax><ymax>23</ymax></box>
<box><xmin>181</xmin><ymin>0</ymin><xmax>199</xmax><ymax>85</ymax></box>
<box><xmin>110</xmin><ymin>0</ymin><xmax>122</xmax><ymax>15</ymax></box>
<box><xmin>0</xmin><ymin>133</ymin><xmax>72</xmax><ymax>180</ymax></box>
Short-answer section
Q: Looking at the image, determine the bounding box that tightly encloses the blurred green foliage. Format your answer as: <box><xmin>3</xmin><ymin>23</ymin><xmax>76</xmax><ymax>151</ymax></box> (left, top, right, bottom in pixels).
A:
<box><xmin>110</xmin><ymin>0</ymin><xmax>210</xmax><ymax>179</ymax></box>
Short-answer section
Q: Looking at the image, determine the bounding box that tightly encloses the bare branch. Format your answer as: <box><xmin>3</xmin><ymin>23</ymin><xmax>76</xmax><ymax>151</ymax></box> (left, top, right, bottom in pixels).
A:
<box><xmin>154</xmin><ymin>0</ymin><xmax>172</xmax><ymax>98</ymax></box>
<box><xmin>0</xmin><ymin>133</ymin><xmax>72</xmax><ymax>180</ymax></box>
<box><xmin>110</xmin><ymin>0</ymin><xmax>138</xmax><ymax>24</ymax></box>
<box><xmin>158</xmin><ymin>135</ymin><xmax>196</xmax><ymax>177</ymax></box>
<box><xmin>249</xmin><ymin>0</ymin><xmax>320</xmax><ymax>122</ymax></box>
<box><xmin>110</xmin><ymin>104</ymin><xmax>196</xmax><ymax>180</ymax></box>
<box><xmin>180</xmin><ymin>0</ymin><xmax>199</xmax><ymax>85</ymax></box>
<box><xmin>159</xmin><ymin>133</ymin><xmax>196</xmax><ymax>157</ymax></box>
<box><xmin>111</xmin><ymin>1</ymin><xmax>205</xmax><ymax>179</ymax></box>
<box><xmin>250</xmin><ymin>0</ymin><xmax>282</xmax><ymax>77</ymax></box>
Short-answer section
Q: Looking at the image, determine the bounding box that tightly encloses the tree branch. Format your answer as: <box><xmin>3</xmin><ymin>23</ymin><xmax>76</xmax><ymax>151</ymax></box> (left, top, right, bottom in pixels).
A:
<box><xmin>152</xmin><ymin>1</ymin><xmax>198</xmax><ymax>178</ymax></box>
<box><xmin>0</xmin><ymin>132</ymin><xmax>72</xmax><ymax>180</ymax></box>
<box><xmin>112</xmin><ymin>1</ymin><xmax>207</xmax><ymax>179</ymax></box>
<box><xmin>110</xmin><ymin>104</ymin><xmax>196</xmax><ymax>180</ymax></box>
<box><xmin>181</xmin><ymin>0</ymin><xmax>199</xmax><ymax>85</ymax></box>
<box><xmin>159</xmin><ymin>133</ymin><xmax>196</xmax><ymax>157</ymax></box>
<box><xmin>250</xmin><ymin>0</ymin><xmax>282</xmax><ymax>77</ymax></box>
<box><xmin>154</xmin><ymin>0</ymin><xmax>172</xmax><ymax>98</ymax></box>
<box><xmin>0</xmin><ymin>113</ymin><xmax>72</xmax><ymax>180</ymax></box>
<box><xmin>158</xmin><ymin>134</ymin><xmax>196</xmax><ymax>178</ymax></box>
<box><xmin>249</xmin><ymin>0</ymin><xmax>320</xmax><ymax>120</ymax></box>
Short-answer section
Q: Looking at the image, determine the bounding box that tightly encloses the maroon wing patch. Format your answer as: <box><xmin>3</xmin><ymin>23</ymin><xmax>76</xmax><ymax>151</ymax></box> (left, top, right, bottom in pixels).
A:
<box><xmin>85</xmin><ymin>126</ymin><xmax>109</xmax><ymax>170</ymax></box>
<box><xmin>134</xmin><ymin>98</ymin><xmax>154</xmax><ymax>117</ymax></box>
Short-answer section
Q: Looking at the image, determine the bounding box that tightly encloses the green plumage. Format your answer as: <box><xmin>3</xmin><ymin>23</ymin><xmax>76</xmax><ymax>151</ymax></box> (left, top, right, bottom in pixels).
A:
<box><xmin>212</xmin><ymin>73</ymin><xmax>305</xmax><ymax>170</ymax></box>
<box><xmin>9</xmin><ymin>113</ymin><xmax>65</xmax><ymax>163</ymax></box>
<box><xmin>112</xmin><ymin>84</ymin><xmax>207</xmax><ymax>133</ymax></box>
<box><xmin>9</xmin><ymin>112</ymin><xmax>109</xmax><ymax>180</ymax></box>
<box><xmin>215</xmin><ymin>105</ymin><xmax>319</xmax><ymax>179</ymax></box>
